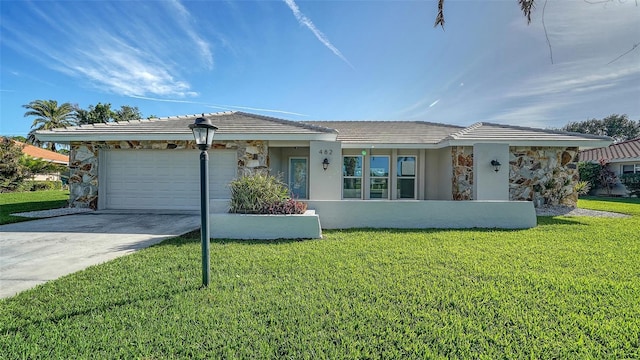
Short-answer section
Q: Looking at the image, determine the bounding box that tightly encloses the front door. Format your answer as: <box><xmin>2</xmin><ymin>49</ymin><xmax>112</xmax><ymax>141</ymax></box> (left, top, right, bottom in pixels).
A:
<box><xmin>289</xmin><ymin>157</ymin><xmax>308</xmax><ymax>199</ymax></box>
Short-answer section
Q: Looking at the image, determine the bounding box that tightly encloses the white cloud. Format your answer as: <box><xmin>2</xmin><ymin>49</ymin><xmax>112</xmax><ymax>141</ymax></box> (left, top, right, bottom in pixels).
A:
<box><xmin>166</xmin><ymin>0</ymin><xmax>214</xmax><ymax>69</ymax></box>
<box><xmin>283</xmin><ymin>0</ymin><xmax>353</xmax><ymax>68</ymax></box>
<box><xmin>2</xmin><ymin>1</ymin><xmax>214</xmax><ymax>98</ymax></box>
<box><xmin>483</xmin><ymin>0</ymin><xmax>640</xmax><ymax>127</ymax></box>
<box><xmin>129</xmin><ymin>95</ymin><xmax>308</xmax><ymax>117</ymax></box>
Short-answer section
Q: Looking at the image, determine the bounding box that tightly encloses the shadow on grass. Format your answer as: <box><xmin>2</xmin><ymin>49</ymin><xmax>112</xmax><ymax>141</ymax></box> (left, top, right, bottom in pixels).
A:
<box><xmin>536</xmin><ymin>216</ymin><xmax>588</xmax><ymax>226</ymax></box>
<box><xmin>1</xmin><ymin>284</ymin><xmax>197</xmax><ymax>334</ymax></box>
<box><xmin>581</xmin><ymin>196</ymin><xmax>640</xmax><ymax>205</ymax></box>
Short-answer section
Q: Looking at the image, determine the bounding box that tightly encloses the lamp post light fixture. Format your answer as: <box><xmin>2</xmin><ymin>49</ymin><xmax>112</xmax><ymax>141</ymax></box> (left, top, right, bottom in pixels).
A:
<box><xmin>490</xmin><ymin>159</ymin><xmax>502</xmax><ymax>173</ymax></box>
<box><xmin>322</xmin><ymin>158</ymin><xmax>330</xmax><ymax>171</ymax></box>
<box><xmin>189</xmin><ymin>114</ymin><xmax>218</xmax><ymax>287</ymax></box>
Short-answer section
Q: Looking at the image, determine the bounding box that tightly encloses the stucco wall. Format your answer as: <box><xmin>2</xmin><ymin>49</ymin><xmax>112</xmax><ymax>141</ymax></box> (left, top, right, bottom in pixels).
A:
<box><xmin>307</xmin><ymin>200</ymin><xmax>536</xmax><ymax>229</ymax></box>
<box><xmin>509</xmin><ymin>146</ymin><xmax>579</xmax><ymax>206</ymax></box>
<box><xmin>68</xmin><ymin>140</ymin><xmax>269</xmax><ymax>209</ymax></box>
<box><xmin>473</xmin><ymin>143</ymin><xmax>509</xmax><ymax>200</ymax></box>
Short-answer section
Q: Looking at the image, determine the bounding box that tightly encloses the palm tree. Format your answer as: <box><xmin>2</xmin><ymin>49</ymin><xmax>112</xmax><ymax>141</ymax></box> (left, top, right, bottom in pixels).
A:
<box><xmin>23</xmin><ymin>100</ymin><xmax>76</xmax><ymax>151</ymax></box>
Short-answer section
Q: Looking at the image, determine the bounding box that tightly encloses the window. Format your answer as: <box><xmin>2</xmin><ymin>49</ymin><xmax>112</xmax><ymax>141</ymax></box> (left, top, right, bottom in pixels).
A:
<box><xmin>622</xmin><ymin>164</ymin><xmax>640</xmax><ymax>174</ymax></box>
<box><xmin>370</xmin><ymin>156</ymin><xmax>389</xmax><ymax>199</ymax></box>
<box><xmin>289</xmin><ymin>157</ymin><xmax>308</xmax><ymax>199</ymax></box>
<box><xmin>397</xmin><ymin>156</ymin><xmax>416</xmax><ymax>199</ymax></box>
<box><xmin>343</xmin><ymin>156</ymin><xmax>362</xmax><ymax>198</ymax></box>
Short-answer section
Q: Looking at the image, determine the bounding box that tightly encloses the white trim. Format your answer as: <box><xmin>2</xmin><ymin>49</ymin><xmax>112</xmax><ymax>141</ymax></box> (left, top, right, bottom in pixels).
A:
<box><xmin>445</xmin><ymin>139</ymin><xmax>611</xmax><ymax>148</ymax></box>
<box><xmin>340</xmin><ymin>139</ymin><xmax>611</xmax><ymax>149</ymax></box>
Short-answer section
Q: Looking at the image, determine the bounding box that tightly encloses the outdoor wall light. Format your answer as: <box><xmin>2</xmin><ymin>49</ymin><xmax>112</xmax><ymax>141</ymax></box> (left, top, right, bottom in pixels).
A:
<box><xmin>322</xmin><ymin>158</ymin><xmax>330</xmax><ymax>171</ymax></box>
<box><xmin>189</xmin><ymin>114</ymin><xmax>218</xmax><ymax>287</ymax></box>
<box><xmin>189</xmin><ymin>114</ymin><xmax>218</xmax><ymax>151</ymax></box>
<box><xmin>491</xmin><ymin>159</ymin><xmax>501</xmax><ymax>173</ymax></box>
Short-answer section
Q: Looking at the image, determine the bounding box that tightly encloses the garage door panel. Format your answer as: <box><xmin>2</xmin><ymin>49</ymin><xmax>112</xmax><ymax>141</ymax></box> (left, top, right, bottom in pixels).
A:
<box><xmin>103</xmin><ymin>149</ymin><xmax>236</xmax><ymax>210</ymax></box>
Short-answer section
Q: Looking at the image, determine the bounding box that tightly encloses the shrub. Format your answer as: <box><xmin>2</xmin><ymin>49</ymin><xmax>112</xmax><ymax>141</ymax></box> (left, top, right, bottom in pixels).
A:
<box><xmin>620</xmin><ymin>173</ymin><xmax>640</xmax><ymax>196</ymax></box>
<box><xmin>229</xmin><ymin>174</ymin><xmax>306</xmax><ymax>214</ymax></box>
<box><xmin>597</xmin><ymin>159</ymin><xmax>618</xmax><ymax>195</ymax></box>
<box><xmin>578</xmin><ymin>162</ymin><xmax>599</xmax><ymax>189</ymax></box>
<box><xmin>574</xmin><ymin>180</ymin><xmax>591</xmax><ymax>196</ymax></box>
<box><xmin>0</xmin><ymin>138</ymin><xmax>29</xmax><ymax>192</ymax></box>
<box><xmin>17</xmin><ymin>180</ymin><xmax>63</xmax><ymax>192</ymax></box>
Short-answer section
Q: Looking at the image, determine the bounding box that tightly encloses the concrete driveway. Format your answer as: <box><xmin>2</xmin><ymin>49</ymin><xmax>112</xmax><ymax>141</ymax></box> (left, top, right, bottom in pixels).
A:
<box><xmin>0</xmin><ymin>212</ymin><xmax>200</xmax><ymax>299</ymax></box>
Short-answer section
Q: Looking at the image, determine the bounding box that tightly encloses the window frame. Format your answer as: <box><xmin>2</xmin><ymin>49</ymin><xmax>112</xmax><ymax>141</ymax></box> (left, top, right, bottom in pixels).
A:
<box><xmin>396</xmin><ymin>155</ymin><xmax>417</xmax><ymax>199</ymax></box>
<box><xmin>369</xmin><ymin>155</ymin><xmax>390</xmax><ymax>199</ymax></box>
<box><xmin>342</xmin><ymin>155</ymin><xmax>363</xmax><ymax>199</ymax></box>
<box><xmin>622</xmin><ymin>164</ymin><xmax>640</xmax><ymax>174</ymax></box>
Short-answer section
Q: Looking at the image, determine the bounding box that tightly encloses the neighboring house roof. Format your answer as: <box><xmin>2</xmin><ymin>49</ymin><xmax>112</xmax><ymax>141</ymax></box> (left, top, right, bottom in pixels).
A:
<box><xmin>12</xmin><ymin>139</ymin><xmax>69</xmax><ymax>164</ymax></box>
<box><xmin>579</xmin><ymin>138</ymin><xmax>640</xmax><ymax>163</ymax></box>
<box><xmin>302</xmin><ymin>121</ymin><xmax>463</xmax><ymax>148</ymax></box>
<box><xmin>35</xmin><ymin>111</ymin><xmax>612</xmax><ymax>149</ymax></box>
<box><xmin>36</xmin><ymin>112</ymin><xmax>337</xmax><ymax>142</ymax></box>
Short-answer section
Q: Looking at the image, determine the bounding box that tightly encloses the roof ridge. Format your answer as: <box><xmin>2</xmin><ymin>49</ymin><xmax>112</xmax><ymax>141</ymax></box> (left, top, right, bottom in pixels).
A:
<box><xmin>446</xmin><ymin>122</ymin><xmax>483</xmax><ymax>140</ymax></box>
<box><xmin>232</xmin><ymin>111</ymin><xmax>337</xmax><ymax>134</ymax></box>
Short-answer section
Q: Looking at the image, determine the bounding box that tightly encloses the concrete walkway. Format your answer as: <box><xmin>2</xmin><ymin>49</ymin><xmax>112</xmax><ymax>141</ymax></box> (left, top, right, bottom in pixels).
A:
<box><xmin>0</xmin><ymin>212</ymin><xmax>199</xmax><ymax>299</ymax></box>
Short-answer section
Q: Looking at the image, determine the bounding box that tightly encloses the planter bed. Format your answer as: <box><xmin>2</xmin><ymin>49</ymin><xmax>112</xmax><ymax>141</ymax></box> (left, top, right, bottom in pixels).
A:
<box><xmin>210</xmin><ymin>210</ymin><xmax>322</xmax><ymax>240</ymax></box>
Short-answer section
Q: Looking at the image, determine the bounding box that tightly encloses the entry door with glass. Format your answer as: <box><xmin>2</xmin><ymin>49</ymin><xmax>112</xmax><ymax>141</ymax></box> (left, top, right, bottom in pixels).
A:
<box><xmin>289</xmin><ymin>157</ymin><xmax>308</xmax><ymax>199</ymax></box>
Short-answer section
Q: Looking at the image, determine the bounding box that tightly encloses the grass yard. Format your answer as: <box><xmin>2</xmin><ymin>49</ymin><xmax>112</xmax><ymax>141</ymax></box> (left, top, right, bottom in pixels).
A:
<box><xmin>0</xmin><ymin>190</ymin><xmax>69</xmax><ymax>225</ymax></box>
<box><xmin>1</xmin><ymin>198</ymin><xmax>639</xmax><ymax>358</ymax></box>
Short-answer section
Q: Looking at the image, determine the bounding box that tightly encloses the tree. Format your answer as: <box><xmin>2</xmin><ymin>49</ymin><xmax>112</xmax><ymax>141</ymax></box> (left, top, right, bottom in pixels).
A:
<box><xmin>562</xmin><ymin>114</ymin><xmax>640</xmax><ymax>143</ymax></box>
<box><xmin>113</xmin><ymin>105</ymin><xmax>142</xmax><ymax>122</ymax></box>
<box><xmin>73</xmin><ymin>102</ymin><xmax>113</xmax><ymax>124</ymax></box>
<box><xmin>10</xmin><ymin>135</ymin><xmax>27</xmax><ymax>143</ymax></box>
<box><xmin>0</xmin><ymin>138</ymin><xmax>29</xmax><ymax>192</ymax></box>
<box><xmin>23</xmin><ymin>100</ymin><xmax>76</xmax><ymax>152</ymax></box>
<box><xmin>434</xmin><ymin>0</ymin><xmax>534</xmax><ymax>28</ymax></box>
<box><xmin>74</xmin><ymin>103</ymin><xmax>142</xmax><ymax>124</ymax></box>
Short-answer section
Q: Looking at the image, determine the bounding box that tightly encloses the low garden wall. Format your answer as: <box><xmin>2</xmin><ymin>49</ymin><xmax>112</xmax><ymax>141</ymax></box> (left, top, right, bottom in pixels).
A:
<box><xmin>210</xmin><ymin>210</ymin><xmax>322</xmax><ymax>239</ymax></box>
<box><xmin>306</xmin><ymin>200</ymin><xmax>536</xmax><ymax>229</ymax></box>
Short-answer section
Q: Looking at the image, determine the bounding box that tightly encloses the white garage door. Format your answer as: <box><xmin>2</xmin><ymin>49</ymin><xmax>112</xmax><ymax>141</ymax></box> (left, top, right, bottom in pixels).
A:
<box><xmin>102</xmin><ymin>149</ymin><xmax>236</xmax><ymax>210</ymax></box>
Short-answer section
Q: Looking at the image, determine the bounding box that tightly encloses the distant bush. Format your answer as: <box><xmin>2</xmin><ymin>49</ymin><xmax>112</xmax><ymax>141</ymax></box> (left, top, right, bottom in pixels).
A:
<box><xmin>229</xmin><ymin>174</ymin><xmax>306</xmax><ymax>215</ymax></box>
<box><xmin>18</xmin><ymin>180</ymin><xmax>63</xmax><ymax>192</ymax></box>
<box><xmin>620</xmin><ymin>173</ymin><xmax>640</xmax><ymax>196</ymax></box>
<box><xmin>578</xmin><ymin>162</ymin><xmax>599</xmax><ymax>189</ymax></box>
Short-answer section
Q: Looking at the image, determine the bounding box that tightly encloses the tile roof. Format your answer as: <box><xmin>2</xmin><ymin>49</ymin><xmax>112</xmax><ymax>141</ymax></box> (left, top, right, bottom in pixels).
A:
<box><xmin>35</xmin><ymin>111</ymin><xmax>612</xmax><ymax>148</ymax></box>
<box><xmin>12</xmin><ymin>140</ymin><xmax>69</xmax><ymax>164</ymax></box>
<box><xmin>579</xmin><ymin>138</ymin><xmax>640</xmax><ymax>162</ymax></box>
<box><xmin>302</xmin><ymin>121</ymin><xmax>463</xmax><ymax>144</ymax></box>
<box><xmin>37</xmin><ymin>111</ymin><xmax>336</xmax><ymax>138</ymax></box>
<box><xmin>446</xmin><ymin>122</ymin><xmax>612</xmax><ymax>142</ymax></box>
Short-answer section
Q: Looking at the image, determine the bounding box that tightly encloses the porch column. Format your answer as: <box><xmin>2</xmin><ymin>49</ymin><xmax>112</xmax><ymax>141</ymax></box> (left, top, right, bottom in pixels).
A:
<box><xmin>309</xmin><ymin>141</ymin><xmax>342</xmax><ymax>200</ymax></box>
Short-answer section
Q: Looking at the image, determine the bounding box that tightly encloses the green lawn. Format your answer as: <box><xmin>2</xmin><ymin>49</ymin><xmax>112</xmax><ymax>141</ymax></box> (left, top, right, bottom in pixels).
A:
<box><xmin>0</xmin><ymin>190</ymin><xmax>69</xmax><ymax>225</ymax></box>
<box><xmin>1</xmin><ymin>198</ymin><xmax>639</xmax><ymax>358</ymax></box>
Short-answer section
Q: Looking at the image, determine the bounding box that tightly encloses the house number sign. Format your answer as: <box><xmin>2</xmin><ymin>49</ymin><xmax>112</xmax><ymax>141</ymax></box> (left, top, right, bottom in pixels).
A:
<box><xmin>318</xmin><ymin>149</ymin><xmax>333</xmax><ymax>155</ymax></box>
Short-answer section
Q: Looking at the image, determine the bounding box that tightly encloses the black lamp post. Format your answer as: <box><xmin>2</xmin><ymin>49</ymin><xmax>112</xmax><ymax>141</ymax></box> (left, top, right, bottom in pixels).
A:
<box><xmin>189</xmin><ymin>115</ymin><xmax>218</xmax><ymax>287</ymax></box>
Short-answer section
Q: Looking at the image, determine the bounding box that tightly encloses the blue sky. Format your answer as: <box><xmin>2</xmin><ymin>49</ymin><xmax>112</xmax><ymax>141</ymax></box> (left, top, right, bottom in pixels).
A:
<box><xmin>1</xmin><ymin>0</ymin><xmax>639</xmax><ymax>138</ymax></box>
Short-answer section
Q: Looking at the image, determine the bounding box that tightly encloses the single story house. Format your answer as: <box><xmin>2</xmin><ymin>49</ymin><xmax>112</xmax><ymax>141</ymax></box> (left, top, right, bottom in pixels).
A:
<box><xmin>13</xmin><ymin>139</ymin><xmax>69</xmax><ymax>181</ymax></box>
<box><xmin>580</xmin><ymin>137</ymin><xmax>640</xmax><ymax>196</ymax></box>
<box><xmin>36</xmin><ymin>111</ymin><xmax>610</xmax><ymax>231</ymax></box>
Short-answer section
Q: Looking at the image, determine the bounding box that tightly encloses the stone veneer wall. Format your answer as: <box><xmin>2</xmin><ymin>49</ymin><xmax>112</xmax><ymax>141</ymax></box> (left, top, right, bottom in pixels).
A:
<box><xmin>68</xmin><ymin>140</ymin><xmax>269</xmax><ymax>209</ymax></box>
<box><xmin>452</xmin><ymin>146</ymin><xmax>473</xmax><ymax>200</ymax></box>
<box><xmin>509</xmin><ymin>146</ymin><xmax>579</xmax><ymax>207</ymax></box>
